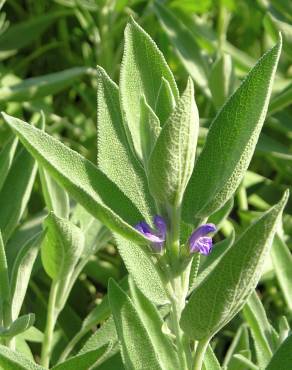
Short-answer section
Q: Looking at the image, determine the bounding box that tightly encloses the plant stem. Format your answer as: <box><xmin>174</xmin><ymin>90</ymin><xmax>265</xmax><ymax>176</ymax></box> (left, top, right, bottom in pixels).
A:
<box><xmin>40</xmin><ymin>281</ymin><xmax>59</xmax><ymax>368</ymax></box>
<box><xmin>193</xmin><ymin>339</ymin><xmax>209</xmax><ymax>370</ymax></box>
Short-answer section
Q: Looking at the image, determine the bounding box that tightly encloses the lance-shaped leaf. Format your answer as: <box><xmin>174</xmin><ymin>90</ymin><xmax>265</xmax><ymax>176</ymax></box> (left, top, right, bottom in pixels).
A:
<box><xmin>128</xmin><ymin>278</ymin><xmax>180</xmax><ymax>368</ymax></box>
<box><xmin>10</xmin><ymin>232</ymin><xmax>43</xmax><ymax>320</ymax></box>
<box><xmin>114</xmin><ymin>233</ymin><xmax>168</xmax><ymax>305</ymax></box>
<box><xmin>108</xmin><ymin>279</ymin><xmax>171</xmax><ymax>370</ymax></box>
<box><xmin>97</xmin><ymin>66</ymin><xmax>154</xmax><ymax>222</ymax></box>
<box><xmin>243</xmin><ymin>291</ymin><xmax>276</xmax><ymax>368</ymax></box>
<box><xmin>266</xmin><ymin>334</ymin><xmax>292</xmax><ymax>370</ymax></box>
<box><xmin>2</xmin><ymin>113</ymin><xmax>147</xmax><ymax>244</ymax></box>
<box><xmin>182</xmin><ymin>37</ymin><xmax>282</xmax><ymax>222</ymax></box>
<box><xmin>180</xmin><ymin>191</ymin><xmax>288</xmax><ymax>340</ymax></box>
<box><xmin>0</xmin><ymin>137</ymin><xmax>18</xmax><ymax>192</ymax></box>
<box><xmin>0</xmin><ymin>231</ymin><xmax>10</xmax><ymax>325</ymax></box>
<box><xmin>51</xmin><ymin>344</ymin><xmax>110</xmax><ymax>370</ymax></box>
<box><xmin>0</xmin><ymin>147</ymin><xmax>37</xmax><ymax>242</ymax></box>
<box><xmin>0</xmin><ymin>344</ymin><xmax>45</xmax><ymax>370</ymax></box>
<box><xmin>148</xmin><ymin>78</ymin><xmax>199</xmax><ymax>206</ymax></box>
<box><xmin>120</xmin><ymin>17</ymin><xmax>179</xmax><ymax>160</ymax></box>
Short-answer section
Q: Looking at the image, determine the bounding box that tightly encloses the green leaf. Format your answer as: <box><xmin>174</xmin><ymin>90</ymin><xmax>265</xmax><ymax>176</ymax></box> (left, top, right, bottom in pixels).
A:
<box><xmin>0</xmin><ymin>137</ymin><xmax>18</xmax><ymax>192</ymax></box>
<box><xmin>0</xmin><ymin>344</ymin><xmax>45</xmax><ymax>370</ymax></box>
<box><xmin>0</xmin><ymin>314</ymin><xmax>35</xmax><ymax>338</ymax></box>
<box><xmin>266</xmin><ymin>334</ymin><xmax>292</xmax><ymax>370</ymax></box>
<box><xmin>41</xmin><ymin>212</ymin><xmax>84</xmax><ymax>282</ymax></box>
<box><xmin>155</xmin><ymin>77</ymin><xmax>176</xmax><ymax>126</ymax></box>
<box><xmin>153</xmin><ymin>2</ymin><xmax>210</xmax><ymax>96</ymax></box>
<box><xmin>39</xmin><ymin>167</ymin><xmax>70</xmax><ymax>219</ymax></box>
<box><xmin>0</xmin><ymin>147</ymin><xmax>37</xmax><ymax>242</ymax></box>
<box><xmin>0</xmin><ymin>67</ymin><xmax>90</xmax><ymax>102</ymax></box>
<box><xmin>120</xmin><ymin>17</ymin><xmax>178</xmax><ymax>160</ymax></box>
<box><xmin>139</xmin><ymin>95</ymin><xmax>161</xmax><ymax>165</ymax></box>
<box><xmin>128</xmin><ymin>278</ymin><xmax>180</xmax><ymax>369</ymax></box>
<box><xmin>243</xmin><ymin>291</ymin><xmax>276</xmax><ymax>367</ymax></box>
<box><xmin>148</xmin><ymin>78</ymin><xmax>199</xmax><ymax>206</ymax></box>
<box><xmin>2</xmin><ymin>113</ymin><xmax>147</xmax><ymax>244</ymax></box>
<box><xmin>182</xmin><ymin>38</ymin><xmax>282</xmax><ymax>222</ymax></box>
<box><xmin>180</xmin><ymin>191</ymin><xmax>288</xmax><ymax>340</ymax></box>
<box><xmin>10</xmin><ymin>232</ymin><xmax>43</xmax><ymax>320</ymax></box>
<box><xmin>209</xmin><ymin>53</ymin><xmax>235</xmax><ymax>110</ymax></box>
<box><xmin>97</xmin><ymin>66</ymin><xmax>154</xmax><ymax>221</ymax></box>
<box><xmin>108</xmin><ymin>279</ymin><xmax>166</xmax><ymax>370</ymax></box>
<box><xmin>114</xmin><ymin>233</ymin><xmax>169</xmax><ymax>305</ymax></box>
<box><xmin>51</xmin><ymin>344</ymin><xmax>110</xmax><ymax>370</ymax></box>
<box><xmin>271</xmin><ymin>234</ymin><xmax>292</xmax><ymax>312</ymax></box>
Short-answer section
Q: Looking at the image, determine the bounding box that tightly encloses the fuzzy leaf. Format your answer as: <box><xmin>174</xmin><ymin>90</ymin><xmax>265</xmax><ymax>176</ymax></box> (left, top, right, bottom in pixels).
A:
<box><xmin>120</xmin><ymin>17</ymin><xmax>178</xmax><ymax>160</ymax></box>
<box><xmin>0</xmin><ymin>314</ymin><xmax>35</xmax><ymax>338</ymax></box>
<box><xmin>41</xmin><ymin>212</ymin><xmax>84</xmax><ymax>281</ymax></box>
<box><xmin>39</xmin><ymin>168</ymin><xmax>70</xmax><ymax>219</ymax></box>
<box><xmin>0</xmin><ymin>345</ymin><xmax>45</xmax><ymax>369</ymax></box>
<box><xmin>108</xmin><ymin>279</ymin><xmax>166</xmax><ymax>370</ymax></box>
<box><xmin>128</xmin><ymin>278</ymin><xmax>180</xmax><ymax>368</ymax></box>
<box><xmin>114</xmin><ymin>233</ymin><xmax>168</xmax><ymax>305</ymax></box>
<box><xmin>181</xmin><ymin>191</ymin><xmax>288</xmax><ymax>340</ymax></box>
<box><xmin>2</xmin><ymin>113</ymin><xmax>147</xmax><ymax>244</ymax></box>
<box><xmin>10</xmin><ymin>232</ymin><xmax>43</xmax><ymax>320</ymax></box>
<box><xmin>148</xmin><ymin>78</ymin><xmax>199</xmax><ymax>206</ymax></box>
<box><xmin>182</xmin><ymin>38</ymin><xmax>282</xmax><ymax>222</ymax></box>
<box><xmin>97</xmin><ymin>66</ymin><xmax>154</xmax><ymax>222</ymax></box>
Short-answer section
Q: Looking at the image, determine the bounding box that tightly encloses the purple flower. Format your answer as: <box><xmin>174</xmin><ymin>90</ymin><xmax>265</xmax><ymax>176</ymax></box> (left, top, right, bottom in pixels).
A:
<box><xmin>189</xmin><ymin>223</ymin><xmax>216</xmax><ymax>255</ymax></box>
<box><xmin>135</xmin><ymin>215</ymin><xmax>167</xmax><ymax>251</ymax></box>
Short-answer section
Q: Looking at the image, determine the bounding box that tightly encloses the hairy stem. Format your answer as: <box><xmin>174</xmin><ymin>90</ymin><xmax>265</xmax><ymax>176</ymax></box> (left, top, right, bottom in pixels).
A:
<box><xmin>40</xmin><ymin>281</ymin><xmax>59</xmax><ymax>368</ymax></box>
<box><xmin>193</xmin><ymin>339</ymin><xmax>209</xmax><ymax>370</ymax></box>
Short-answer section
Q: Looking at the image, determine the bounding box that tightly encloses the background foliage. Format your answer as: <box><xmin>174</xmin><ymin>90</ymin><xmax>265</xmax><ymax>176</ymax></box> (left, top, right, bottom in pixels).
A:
<box><xmin>0</xmin><ymin>0</ymin><xmax>292</xmax><ymax>368</ymax></box>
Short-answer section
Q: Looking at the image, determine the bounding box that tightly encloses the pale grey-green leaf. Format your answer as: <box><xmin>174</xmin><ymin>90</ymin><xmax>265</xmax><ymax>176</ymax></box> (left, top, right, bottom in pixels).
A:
<box><xmin>2</xmin><ymin>113</ymin><xmax>147</xmax><ymax>244</ymax></box>
<box><xmin>108</xmin><ymin>279</ymin><xmax>164</xmax><ymax>370</ymax></box>
<box><xmin>120</xmin><ymin>17</ymin><xmax>178</xmax><ymax>160</ymax></box>
<box><xmin>181</xmin><ymin>191</ymin><xmax>288</xmax><ymax>340</ymax></box>
<box><xmin>148</xmin><ymin>78</ymin><xmax>199</xmax><ymax>206</ymax></box>
<box><xmin>97</xmin><ymin>66</ymin><xmax>154</xmax><ymax>222</ymax></box>
<box><xmin>182</xmin><ymin>38</ymin><xmax>282</xmax><ymax>222</ymax></box>
<box><xmin>10</xmin><ymin>232</ymin><xmax>43</xmax><ymax>320</ymax></box>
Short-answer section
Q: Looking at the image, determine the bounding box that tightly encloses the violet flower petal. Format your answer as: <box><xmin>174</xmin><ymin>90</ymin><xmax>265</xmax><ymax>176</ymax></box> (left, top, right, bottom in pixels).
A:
<box><xmin>189</xmin><ymin>223</ymin><xmax>216</xmax><ymax>255</ymax></box>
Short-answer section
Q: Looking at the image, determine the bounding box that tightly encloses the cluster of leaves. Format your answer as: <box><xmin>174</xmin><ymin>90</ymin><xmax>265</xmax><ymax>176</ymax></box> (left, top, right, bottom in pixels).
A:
<box><xmin>0</xmin><ymin>0</ymin><xmax>291</xmax><ymax>369</ymax></box>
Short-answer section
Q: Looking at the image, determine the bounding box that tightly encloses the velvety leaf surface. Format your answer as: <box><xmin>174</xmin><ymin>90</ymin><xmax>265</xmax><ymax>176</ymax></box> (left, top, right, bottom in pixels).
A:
<box><xmin>148</xmin><ymin>78</ymin><xmax>199</xmax><ymax>206</ymax></box>
<box><xmin>108</xmin><ymin>279</ymin><xmax>166</xmax><ymax>370</ymax></box>
<box><xmin>181</xmin><ymin>191</ymin><xmax>288</xmax><ymax>340</ymax></box>
<box><xmin>0</xmin><ymin>345</ymin><xmax>45</xmax><ymax>370</ymax></box>
<box><xmin>120</xmin><ymin>17</ymin><xmax>178</xmax><ymax>160</ymax></box>
<box><xmin>182</xmin><ymin>38</ymin><xmax>282</xmax><ymax>222</ymax></box>
<box><xmin>114</xmin><ymin>233</ymin><xmax>169</xmax><ymax>305</ymax></box>
<box><xmin>10</xmin><ymin>232</ymin><xmax>43</xmax><ymax>320</ymax></box>
<box><xmin>97</xmin><ymin>66</ymin><xmax>154</xmax><ymax>222</ymax></box>
<box><xmin>2</xmin><ymin>113</ymin><xmax>147</xmax><ymax>244</ymax></box>
<box><xmin>0</xmin><ymin>137</ymin><xmax>18</xmax><ymax>192</ymax></box>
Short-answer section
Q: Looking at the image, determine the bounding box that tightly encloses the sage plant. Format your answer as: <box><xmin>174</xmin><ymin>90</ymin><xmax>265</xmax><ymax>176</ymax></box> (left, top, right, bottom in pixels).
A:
<box><xmin>1</xmin><ymin>17</ymin><xmax>289</xmax><ymax>370</ymax></box>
